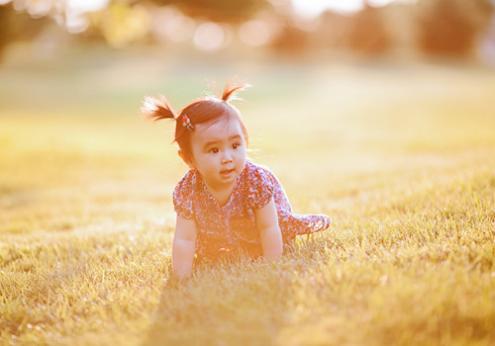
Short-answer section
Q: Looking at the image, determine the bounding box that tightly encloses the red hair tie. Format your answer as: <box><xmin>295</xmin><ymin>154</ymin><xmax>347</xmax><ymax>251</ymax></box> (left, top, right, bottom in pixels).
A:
<box><xmin>181</xmin><ymin>114</ymin><xmax>194</xmax><ymax>131</ymax></box>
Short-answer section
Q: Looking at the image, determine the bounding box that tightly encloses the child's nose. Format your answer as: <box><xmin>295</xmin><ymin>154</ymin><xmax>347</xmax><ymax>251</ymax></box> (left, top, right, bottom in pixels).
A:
<box><xmin>222</xmin><ymin>149</ymin><xmax>233</xmax><ymax>162</ymax></box>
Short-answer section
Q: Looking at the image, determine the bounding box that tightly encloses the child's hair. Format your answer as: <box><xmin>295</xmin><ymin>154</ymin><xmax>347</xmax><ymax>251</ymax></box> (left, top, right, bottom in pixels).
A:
<box><xmin>141</xmin><ymin>83</ymin><xmax>251</xmax><ymax>163</ymax></box>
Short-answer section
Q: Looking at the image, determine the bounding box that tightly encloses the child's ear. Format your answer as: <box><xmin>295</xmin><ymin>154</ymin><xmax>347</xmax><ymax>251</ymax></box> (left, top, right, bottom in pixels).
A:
<box><xmin>178</xmin><ymin>150</ymin><xmax>194</xmax><ymax>169</ymax></box>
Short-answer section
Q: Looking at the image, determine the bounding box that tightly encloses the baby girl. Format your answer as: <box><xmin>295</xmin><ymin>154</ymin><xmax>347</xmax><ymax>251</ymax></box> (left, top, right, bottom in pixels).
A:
<box><xmin>141</xmin><ymin>83</ymin><xmax>331</xmax><ymax>281</ymax></box>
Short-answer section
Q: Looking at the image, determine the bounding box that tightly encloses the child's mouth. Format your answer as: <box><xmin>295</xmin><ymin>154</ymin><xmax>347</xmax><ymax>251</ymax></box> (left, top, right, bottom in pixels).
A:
<box><xmin>220</xmin><ymin>168</ymin><xmax>235</xmax><ymax>176</ymax></box>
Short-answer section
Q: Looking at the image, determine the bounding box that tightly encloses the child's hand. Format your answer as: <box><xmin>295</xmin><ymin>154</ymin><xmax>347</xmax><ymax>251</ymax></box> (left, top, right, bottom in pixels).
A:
<box><xmin>165</xmin><ymin>273</ymin><xmax>189</xmax><ymax>289</ymax></box>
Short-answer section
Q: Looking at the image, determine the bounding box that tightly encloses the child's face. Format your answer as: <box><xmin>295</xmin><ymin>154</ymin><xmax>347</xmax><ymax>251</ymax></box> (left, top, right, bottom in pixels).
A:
<box><xmin>187</xmin><ymin>116</ymin><xmax>247</xmax><ymax>190</ymax></box>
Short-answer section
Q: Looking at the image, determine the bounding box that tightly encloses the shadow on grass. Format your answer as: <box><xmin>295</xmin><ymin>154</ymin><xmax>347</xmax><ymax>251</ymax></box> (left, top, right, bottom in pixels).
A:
<box><xmin>141</xmin><ymin>234</ymin><xmax>339</xmax><ymax>346</ymax></box>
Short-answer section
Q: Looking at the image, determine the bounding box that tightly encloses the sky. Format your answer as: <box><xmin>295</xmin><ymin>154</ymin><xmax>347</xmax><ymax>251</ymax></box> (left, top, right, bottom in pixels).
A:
<box><xmin>60</xmin><ymin>0</ymin><xmax>408</xmax><ymax>17</ymax></box>
<box><xmin>0</xmin><ymin>0</ymin><xmax>416</xmax><ymax>18</ymax></box>
<box><xmin>291</xmin><ymin>0</ymin><xmax>414</xmax><ymax>17</ymax></box>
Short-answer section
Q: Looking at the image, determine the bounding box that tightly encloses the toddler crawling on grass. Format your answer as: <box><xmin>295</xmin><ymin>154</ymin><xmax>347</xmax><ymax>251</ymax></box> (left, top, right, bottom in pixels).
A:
<box><xmin>141</xmin><ymin>83</ymin><xmax>331</xmax><ymax>282</ymax></box>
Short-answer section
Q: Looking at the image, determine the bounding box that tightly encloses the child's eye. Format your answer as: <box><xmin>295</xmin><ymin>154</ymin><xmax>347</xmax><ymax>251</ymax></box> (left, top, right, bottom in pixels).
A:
<box><xmin>232</xmin><ymin>143</ymin><xmax>241</xmax><ymax>149</ymax></box>
<box><xmin>209</xmin><ymin>148</ymin><xmax>219</xmax><ymax>154</ymax></box>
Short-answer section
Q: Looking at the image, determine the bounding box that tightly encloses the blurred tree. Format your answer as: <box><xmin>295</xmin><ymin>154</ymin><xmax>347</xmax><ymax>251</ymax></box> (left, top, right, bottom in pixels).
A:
<box><xmin>269</xmin><ymin>22</ymin><xmax>310</xmax><ymax>57</ymax></box>
<box><xmin>0</xmin><ymin>4</ymin><xmax>50</xmax><ymax>60</ymax></box>
<box><xmin>417</xmin><ymin>0</ymin><xmax>493</xmax><ymax>57</ymax></box>
<box><xmin>346</xmin><ymin>3</ymin><xmax>392</xmax><ymax>56</ymax></box>
<box><xmin>89</xmin><ymin>3</ymin><xmax>151</xmax><ymax>48</ymax></box>
<box><xmin>318</xmin><ymin>11</ymin><xmax>353</xmax><ymax>51</ymax></box>
<box><xmin>0</xmin><ymin>5</ymin><xmax>13</xmax><ymax>57</ymax></box>
<box><xmin>0</xmin><ymin>0</ymin><xmax>272</xmax><ymax>53</ymax></box>
<box><xmin>146</xmin><ymin>0</ymin><xmax>270</xmax><ymax>23</ymax></box>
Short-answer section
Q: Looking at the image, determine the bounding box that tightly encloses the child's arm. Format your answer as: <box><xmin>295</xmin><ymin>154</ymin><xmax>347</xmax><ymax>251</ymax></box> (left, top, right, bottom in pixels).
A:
<box><xmin>172</xmin><ymin>214</ymin><xmax>197</xmax><ymax>280</ymax></box>
<box><xmin>255</xmin><ymin>197</ymin><xmax>283</xmax><ymax>261</ymax></box>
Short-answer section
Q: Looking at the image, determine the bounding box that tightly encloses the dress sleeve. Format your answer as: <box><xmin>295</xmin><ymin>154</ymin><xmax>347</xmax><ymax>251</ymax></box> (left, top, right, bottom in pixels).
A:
<box><xmin>172</xmin><ymin>171</ymin><xmax>194</xmax><ymax>220</ymax></box>
<box><xmin>248</xmin><ymin>166</ymin><xmax>275</xmax><ymax>210</ymax></box>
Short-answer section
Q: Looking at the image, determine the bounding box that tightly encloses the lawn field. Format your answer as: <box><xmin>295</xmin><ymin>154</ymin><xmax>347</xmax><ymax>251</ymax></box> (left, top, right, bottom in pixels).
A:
<box><xmin>1</xmin><ymin>57</ymin><xmax>495</xmax><ymax>345</ymax></box>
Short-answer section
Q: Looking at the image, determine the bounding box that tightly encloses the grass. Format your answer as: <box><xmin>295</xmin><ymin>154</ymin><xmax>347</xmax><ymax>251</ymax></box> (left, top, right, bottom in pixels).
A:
<box><xmin>1</xmin><ymin>54</ymin><xmax>495</xmax><ymax>345</ymax></box>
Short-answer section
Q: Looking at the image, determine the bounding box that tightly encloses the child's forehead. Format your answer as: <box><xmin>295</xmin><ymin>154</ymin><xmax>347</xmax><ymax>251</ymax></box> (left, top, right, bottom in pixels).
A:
<box><xmin>193</xmin><ymin>117</ymin><xmax>243</xmax><ymax>142</ymax></box>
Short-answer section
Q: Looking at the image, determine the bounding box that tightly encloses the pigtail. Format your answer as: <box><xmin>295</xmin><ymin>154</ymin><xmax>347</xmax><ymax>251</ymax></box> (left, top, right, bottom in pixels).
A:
<box><xmin>140</xmin><ymin>95</ymin><xmax>177</xmax><ymax>121</ymax></box>
<box><xmin>221</xmin><ymin>83</ymin><xmax>251</xmax><ymax>102</ymax></box>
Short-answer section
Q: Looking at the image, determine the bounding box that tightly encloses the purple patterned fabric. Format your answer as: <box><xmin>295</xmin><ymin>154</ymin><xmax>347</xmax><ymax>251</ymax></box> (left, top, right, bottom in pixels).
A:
<box><xmin>173</xmin><ymin>160</ymin><xmax>331</xmax><ymax>262</ymax></box>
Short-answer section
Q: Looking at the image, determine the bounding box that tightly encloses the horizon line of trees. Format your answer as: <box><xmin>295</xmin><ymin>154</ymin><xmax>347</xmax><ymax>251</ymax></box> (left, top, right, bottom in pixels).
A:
<box><xmin>0</xmin><ymin>0</ymin><xmax>494</xmax><ymax>60</ymax></box>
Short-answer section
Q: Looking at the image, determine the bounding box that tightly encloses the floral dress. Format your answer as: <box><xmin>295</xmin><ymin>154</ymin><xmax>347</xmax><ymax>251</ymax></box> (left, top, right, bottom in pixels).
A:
<box><xmin>173</xmin><ymin>159</ymin><xmax>331</xmax><ymax>264</ymax></box>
